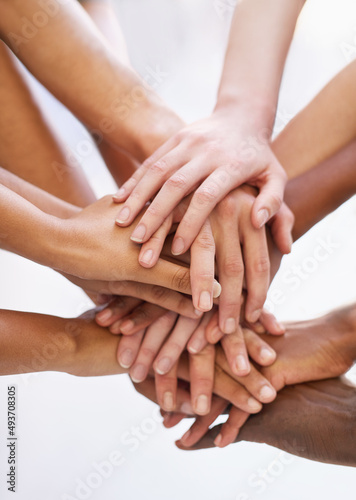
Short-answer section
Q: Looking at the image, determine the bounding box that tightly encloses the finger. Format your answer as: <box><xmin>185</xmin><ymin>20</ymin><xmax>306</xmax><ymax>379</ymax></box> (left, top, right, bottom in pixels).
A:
<box><xmin>131</xmin><ymin>159</ymin><xmax>205</xmax><ymax>243</ymax></box>
<box><xmin>190</xmin><ymin>219</ymin><xmax>216</xmax><ymax>312</ymax></box>
<box><xmin>119</xmin><ymin>302</ymin><xmax>167</xmax><ymax>335</ymax></box>
<box><xmin>221</xmin><ymin>326</ymin><xmax>250</xmax><ymax>376</ymax></box>
<box><xmin>117</xmin><ymin>329</ymin><xmax>145</xmax><ymax>369</ymax></box>
<box><xmin>138</xmin><ymin>214</ymin><xmax>173</xmax><ymax>268</ymax></box>
<box><xmin>153</xmin><ymin>316</ymin><xmax>201</xmax><ymax>375</ymax></box>
<box><xmin>251</xmin><ymin>166</ymin><xmax>287</xmax><ymax>228</ymax></box>
<box><xmin>95</xmin><ymin>296</ymin><xmax>142</xmax><ymax>329</ymax></box>
<box><xmin>204</xmin><ymin>310</ymin><xmax>224</xmax><ymax>344</ymax></box>
<box><xmin>189</xmin><ymin>343</ymin><xmax>215</xmax><ymax>415</ymax></box>
<box><xmin>155</xmin><ymin>362</ymin><xmax>179</xmax><ymax>412</ymax></box>
<box><xmin>243</xmin><ymin>328</ymin><xmax>276</xmax><ymax>367</ymax></box>
<box><xmin>251</xmin><ymin>309</ymin><xmax>285</xmax><ymax>336</ymax></box>
<box><xmin>187</xmin><ymin>309</ymin><xmax>215</xmax><ymax>354</ymax></box>
<box><xmin>176</xmin><ymin>396</ymin><xmax>228</xmax><ymax>448</ymax></box>
<box><xmin>216</xmin><ymin>347</ymin><xmax>276</xmax><ymax>404</ymax></box>
<box><xmin>269</xmin><ymin>203</ymin><xmax>294</xmax><ymax>255</ymax></box>
<box><xmin>215</xmin><ymin>207</ymin><xmax>244</xmax><ymax>334</ymax></box>
<box><xmin>214</xmin><ymin>406</ymin><xmax>250</xmax><ymax>448</ymax></box>
<box><xmin>129</xmin><ymin>312</ymin><xmax>177</xmax><ymax>383</ymax></box>
<box><xmin>242</xmin><ymin>223</ymin><xmax>270</xmax><ymax>324</ymax></box>
<box><xmin>171</xmin><ymin>168</ymin><xmax>233</xmax><ymax>254</ymax></box>
<box><xmin>113</xmin><ymin>166</ymin><xmax>148</xmax><ymax>202</ymax></box>
<box><xmin>116</xmin><ymin>144</ymin><xmax>186</xmax><ymax>228</ymax></box>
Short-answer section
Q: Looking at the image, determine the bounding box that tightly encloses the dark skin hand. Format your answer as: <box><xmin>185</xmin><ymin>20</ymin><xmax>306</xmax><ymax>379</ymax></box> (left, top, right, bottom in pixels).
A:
<box><xmin>177</xmin><ymin>377</ymin><xmax>356</xmax><ymax>467</ymax></box>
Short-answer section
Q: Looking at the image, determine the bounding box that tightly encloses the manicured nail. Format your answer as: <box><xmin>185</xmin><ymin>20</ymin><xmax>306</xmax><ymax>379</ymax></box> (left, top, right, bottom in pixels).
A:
<box><xmin>194</xmin><ymin>309</ymin><xmax>204</xmax><ymax>317</ymax></box>
<box><xmin>113</xmin><ymin>187</ymin><xmax>126</xmax><ymax>200</ymax></box>
<box><xmin>235</xmin><ymin>355</ymin><xmax>249</xmax><ymax>374</ymax></box>
<box><xmin>199</xmin><ymin>291</ymin><xmax>212</xmax><ymax>311</ymax></box>
<box><xmin>140</xmin><ymin>249</ymin><xmax>153</xmax><ymax>266</ymax></box>
<box><xmin>130</xmin><ymin>364</ymin><xmax>146</xmax><ymax>383</ymax></box>
<box><xmin>180</xmin><ymin>429</ymin><xmax>191</xmax><ymax>444</ymax></box>
<box><xmin>96</xmin><ymin>309</ymin><xmax>112</xmax><ymax>323</ymax></box>
<box><xmin>247</xmin><ymin>397</ymin><xmax>262</xmax><ymax>412</ymax></box>
<box><xmin>213</xmin><ymin>281</ymin><xmax>222</xmax><ymax>298</ymax></box>
<box><xmin>131</xmin><ymin>224</ymin><xmax>146</xmax><ymax>242</ymax></box>
<box><xmin>259</xmin><ymin>385</ymin><xmax>276</xmax><ymax>402</ymax></box>
<box><xmin>163</xmin><ymin>392</ymin><xmax>174</xmax><ymax>411</ymax></box>
<box><xmin>171</xmin><ymin>237</ymin><xmax>185</xmax><ymax>255</ymax></box>
<box><xmin>155</xmin><ymin>357</ymin><xmax>172</xmax><ymax>375</ymax></box>
<box><xmin>180</xmin><ymin>402</ymin><xmax>194</xmax><ymax>415</ymax></box>
<box><xmin>120</xmin><ymin>319</ymin><xmax>134</xmax><ymax>334</ymax></box>
<box><xmin>257</xmin><ymin>209</ymin><xmax>269</xmax><ymax>228</ymax></box>
<box><xmin>214</xmin><ymin>433</ymin><xmax>222</xmax><ymax>447</ymax></box>
<box><xmin>248</xmin><ymin>309</ymin><xmax>262</xmax><ymax>324</ymax></box>
<box><xmin>260</xmin><ymin>347</ymin><xmax>276</xmax><ymax>364</ymax></box>
<box><xmin>119</xmin><ymin>349</ymin><xmax>134</xmax><ymax>368</ymax></box>
<box><xmin>195</xmin><ymin>395</ymin><xmax>209</xmax><ymax>415</ymax></box>
<box><xmin>224</xmin><ymin>318</ymin><xmax>236</xmax><ymax>334</ymax></box>
<box><xmin>188</xmin><ymin>338</ymin><xmax>205</xmax><ymax>354</ymax></box>
<box><xmin>116</xmin><ymin>206</ymin><xmax>130</xmax><ymax>223</ymax></box>
<box><xmin>252</xmin><ymin>322</ymin><xmax>266</xmax><ymax>334</ymax></box>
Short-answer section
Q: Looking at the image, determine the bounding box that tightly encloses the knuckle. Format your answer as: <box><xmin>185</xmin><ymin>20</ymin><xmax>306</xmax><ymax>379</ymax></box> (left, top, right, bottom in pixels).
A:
<box><xmin>172</xmin><ymin>268</ymin><xmax>191</xmax><ymax>292</ymax></box>
<box><xmin>151</xmin><ymin>285</ymin><xmax>168</xmax><ymax>302</ymax></box>
<box><xmin>222</xmin><ymin>257</ymin><xmax>244</xmax><ymax>277</ymax></box>
<box><xmin>252</xmin><ymin>256</ymin><xmax>270</xmax><ymax>275</ymax></box>
<box><xmin>195</xmin><ymin>232</ymin><xmax>215</xmax><ymax>251</ymax></box>
<box><xmin>165</xmin><ymin>173</ymin><xmax>188</xmax><ymax>191</ymax></box>
<box><xmin>164</xmin><ymin>341</ymin><xmax>184</xmax><ymax>357</ymax></box>
<box><xmin>268</xmin><ymin>192</ymin><xmax>283</xmax><ymax>211</ymax></box>
<box><xmin>149</xmin><ymin>159</ymin><xmax>168</xmax><ymax>176</ymax></box>
<box><xmin>194</xmin><ymin>185</ymin><xmax>219</xmax><ymax>206</ymax></box>
<box><xmin>138</xmin><ymin>346</ymin><xmax>157</xmax><ymax>360</ymax></box>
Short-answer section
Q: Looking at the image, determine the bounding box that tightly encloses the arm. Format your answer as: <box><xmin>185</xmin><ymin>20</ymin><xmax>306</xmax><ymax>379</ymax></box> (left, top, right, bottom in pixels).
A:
<box><xmin>0</xmin><ymin>0</ymin><xmax>182</xmax><ymax>162</ymax></box>
<box><xmin>274</xmin><ymin>60</ymin><xmax>356</xmax><ymax>179</ymax></box>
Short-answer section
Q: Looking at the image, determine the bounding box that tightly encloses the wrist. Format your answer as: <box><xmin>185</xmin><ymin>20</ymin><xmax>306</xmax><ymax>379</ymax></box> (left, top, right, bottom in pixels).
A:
<box><xmin>214</xmin><ymin>94</ymin><xmax>276</xmax><ymax>135</ymax></box>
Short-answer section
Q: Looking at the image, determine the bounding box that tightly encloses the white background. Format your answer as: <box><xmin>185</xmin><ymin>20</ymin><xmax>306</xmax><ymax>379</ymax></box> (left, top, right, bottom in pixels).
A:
<box><xmin>1</xmin><ymin>0</ymin><xmax>356</xmax><ymax>498</ymax></box>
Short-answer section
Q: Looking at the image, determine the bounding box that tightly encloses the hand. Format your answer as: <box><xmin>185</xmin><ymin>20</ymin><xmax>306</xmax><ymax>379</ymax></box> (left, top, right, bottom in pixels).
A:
<box><xmin>177</xmin><ymin>377</ymin><xmax>356</xmax><ymax>467</ymax></box>
<box><xmin>57</xmin><ymin>196</ymin><xmax>195</xmax><ymax>293</ymax></box>
<box><xmin>114</xmin><ymin>109</ymin><xmax>288</xmax><ymax>255</ymax></box>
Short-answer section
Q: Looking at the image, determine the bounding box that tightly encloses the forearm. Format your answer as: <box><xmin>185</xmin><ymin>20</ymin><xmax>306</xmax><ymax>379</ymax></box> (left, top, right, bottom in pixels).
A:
<box><xmin>274</xmin><ymin>60</ymin><xmax>356</xmax><ymax>178</ymax></box>
<box><xmin>0</xmin><ymin>309</ymin><xmax>125</xmax><ymax>376</ymax></box>
<box><xmin>0</xmin><ymin>0</ymin><xmax>180</xmax><ymax>161</ymax></box>
<box><xmin>216</xmin><ymin>0</ymin><xmax>305</xmax><ymax>130</ymax></box>
<box><xmin>0</xmin><ymin>167</ymin><xmax>79</xmax><ymax>218</ymax></box>
<box><xmin>0</xmin><ymin>41</ymin><xmax>95</xmax><ymax>207</ymax></box>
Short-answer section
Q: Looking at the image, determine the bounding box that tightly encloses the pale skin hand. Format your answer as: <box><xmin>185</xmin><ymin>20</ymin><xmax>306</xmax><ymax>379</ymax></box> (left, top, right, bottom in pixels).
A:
<box><xmin>114</xmin><ymin>0</ymin><xmax>305</xmax><ymax>255</ymax></box>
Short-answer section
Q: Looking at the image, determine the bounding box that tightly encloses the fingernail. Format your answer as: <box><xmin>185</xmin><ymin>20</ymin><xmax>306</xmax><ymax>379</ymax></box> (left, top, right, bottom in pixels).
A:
<box><xmin>119</xmin><ymin>349</ymin><xmax>134</xmax><ymax>368</ymax></box>
<box><xmin>257</xmin><ymin>209</ymin><xmax>269</xmax><ymax>228</ymax></box>
<box><xmin>140</xmin><ymin>249</ymin><xmax>153</xmax><ymax>266</ymax></box>
<box><xmin>259</xmin><ymin>385</ymin><xmax>276</xmax><ymax>402</ymax></box>
<box><xmin>131</xmin><ymin>224</ymin><xmax>146</xmax><ymax>242</ymax></box>
<box><xmin>155</xmin><ymin>357</ymin><xmax>172</xmax><ymax>375</ymax></box>
<box><xmin>194</xmin><ymin>309</ymin><xmax>204</xmax><ymax>317</ymax></box>
<box><xmin>113</xmin><ymin>187</ymin><xmax>125</xmax><ymax>200</ymax></box>
<box><xmin>273</xmin><ymin>319</ymin><xmax>285</xmax><ymax>334</ymax></box>
<box><xmin>180</xmin><ymin>429</ymin><xmax>191</xmax><ymax>444</ymax></box>
<box><xmin>96</xmin><ymin>309</ymin><xmax>112</xmax><ymax>323</ymax></box>
<box><xmin>188</xmin><ymin>338</ymin><xmax>204</xmax><ymax>354</ymax></box>
<box><xmin>252</xmin><ymin>322</ymin><xmax>266</xmax><ymax>334</ymax></box>
<box><xmin>224</xmin><ymin>318</ymin><xmax>236</xmax><ymax>334</ymax></box>
<box><xmin>195</xmin><ymin>395</ymin><xmax>209</xmax><ymax>414</ymax></box>
<box><xmin>235</xmin><ymin>355</ymin><xmax>249</xmax><ymax>374</ymax></box>
<box><xmin>130</xmin><ymin>364</ymin><xmax>147</xmax><ymax>383</ymax></box>
<box><xmin>171</xmin><ymin>237</ymin><xmax>185</xmax><ymax>255</ymax></box>
<box><xmin>248</xmin><ymin>309</ymin><xmax>262</xmax><ymax>324</ymax></box>
<box><xmin>163</xmin><ymin>392</ymin><xmax>174</xmax><ymax>411</ymax></box>
<box><xmin>116</xmin><ymin>206</ymin><xmax>130</xmax><ymax>223</ymax></box>
<box><xmin>120</xmin><ymin>319</ymin><xmax>134</xmax><ymax>334</ymax></box>
<box><xmin>260</xmin><ymin>347</ymin><xmax>276</xmax><ymax>363</ymax></box>
<box><xmin>213</xmin><ymin>281</ymin><xmax>222</xmax><ymax>298</ymax></box>
<box><xmin>210</xmin><ymin>326</ymin><xmax>222</xmax><ymax>343</ymax></box>
<box><xmin>214</xmin><ymin>433</ymin><xmax>222</xmax><ymax>447</ymax></box>
<box><xmin>199</xmin><ymin>291</ymin><xmax>212</xmax><ymax>311</ymax></box>
<box><xmin>180</xmin><ymin>402</ymin><xmax>194</xmax><ymax>415</ymax></box>
<box><xmin>248</xmin><ymin>397</ymin><xmax>262</xmax><ymax>412</ymax></box>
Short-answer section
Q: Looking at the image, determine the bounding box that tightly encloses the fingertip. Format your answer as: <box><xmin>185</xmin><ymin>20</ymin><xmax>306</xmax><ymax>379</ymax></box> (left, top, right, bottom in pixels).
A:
<box><xmin>139</xmin><ymin>248</ymin><xmax>155</xmax><ymax>268</ymax></box>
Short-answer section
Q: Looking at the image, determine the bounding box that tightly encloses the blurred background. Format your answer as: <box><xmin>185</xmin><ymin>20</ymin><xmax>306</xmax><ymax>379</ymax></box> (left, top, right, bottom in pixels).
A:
<box><xmin>1</xmin><ymin>0</ymin><xmax>356</xmax><ymax>498</ymax></box>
